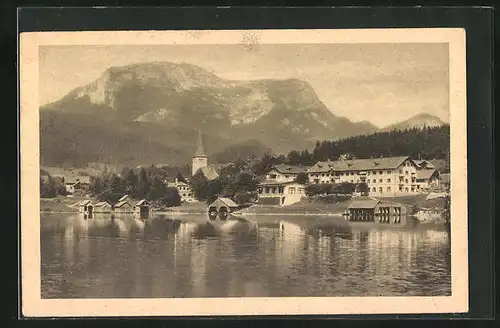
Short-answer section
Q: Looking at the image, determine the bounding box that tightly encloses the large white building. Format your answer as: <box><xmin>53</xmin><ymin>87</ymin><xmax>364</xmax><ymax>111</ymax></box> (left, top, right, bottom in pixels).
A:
<box><xmin>308</xmin><ymin>156</ymin><xmax>424</xmax><ymax>196</ymax></box>
<box><xmin>258</xmin><ymin>156</ymin><xmax>442</xmax><ymax>200</ymax></box>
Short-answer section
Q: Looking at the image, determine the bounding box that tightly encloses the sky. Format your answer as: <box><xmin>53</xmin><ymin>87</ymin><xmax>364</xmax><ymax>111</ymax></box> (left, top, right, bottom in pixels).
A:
<box><xmin>39</xmin><ymin>43</ymin><xmax>449</xmax><ymax>128</ymax></box>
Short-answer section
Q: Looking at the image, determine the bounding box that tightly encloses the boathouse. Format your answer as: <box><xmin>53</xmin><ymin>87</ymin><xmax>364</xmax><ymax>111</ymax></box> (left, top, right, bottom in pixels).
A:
<box><xmin>134</xmin><ymin>199</ymin><xmax>150</xmax><ymax>216</ymax></box>
<box><xmin>94</xmin><ymin>201</ymin><xmax>112</xmax><ymax>213</ymax></box>
<box><xmin>113</xmin><ymin>200</ymin><xmax>133</xmax><ymax>214</ymax></box>
<box><xmin>346</xmin><ymin>198</ymin><xmax>408</xmax><ymax>224</ymax></box>
<box><xmin>207</xmin><ymin>197</ymin><xmax>240</xmax><ymax>220</ymax></box>
<box><xmin>78</xmin><ymin>200</ymin><xmax>94</xmax><ymax>215</ymax></box>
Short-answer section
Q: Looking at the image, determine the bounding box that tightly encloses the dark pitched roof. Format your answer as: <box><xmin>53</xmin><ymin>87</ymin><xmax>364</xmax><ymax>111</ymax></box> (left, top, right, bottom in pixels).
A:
<box><xmin>271</xmin><ymin>164</ymin><xmax>310</xmax><ymax>174</ymax></box>
<box><xmin>258</xmin><ymin>180</ymin><xmax>306</xmax><ymax>186</ymax></box>
<box><xmin>310</xmin><ymin>156</ymin><xmax>411</xmax><ymax>173</ymax></box>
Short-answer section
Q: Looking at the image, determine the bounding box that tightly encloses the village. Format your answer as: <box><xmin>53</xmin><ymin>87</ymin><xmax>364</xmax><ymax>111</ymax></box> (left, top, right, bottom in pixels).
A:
<box><xmin>40</xmin><ymin>130</ymin><xmax>450</xmax><ymax>226</ymax></box>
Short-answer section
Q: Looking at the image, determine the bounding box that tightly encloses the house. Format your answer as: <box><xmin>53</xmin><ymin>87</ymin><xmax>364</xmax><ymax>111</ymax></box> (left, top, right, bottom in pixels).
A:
<box><xmin>265</xmin><ymin>164</ymin><xmax>309</xmax><ymax>183</ymax></box>
<box><xmin>308</xmin><ymin>156</ymin><xmax>420</xmax><ymax>196</ymax></box>
<box><xmin>64</xmin><ymin>178</ymin><xmax>90</xmax><ymax>197</ymax></box>
<box><xmin>416</xmin><ymin>169</ymin><xmax>441</xmax><ymax>191</ymax></box>
<box><xmin>440</xmin><ymin>173</ymin><xmax>451</xmax><ymax>191</ymax></box>
<box><xmin>345</xmin><ymin>198</ymin><xmax>409</xmax><ymax>224</ymax></box>
<box><xmin>113</xmin><ymin>200</ymin><xmax>133</xmax><ymax>214</ymax></box>
<box><xmin>257</xmin><ymin>180</ymin><xmax>306</xmax><ymax>206</ymax></box>
<box><xmin>78</xmin><ymin>200</ymin><xmax>94</xmax><ymax>215</ymax></box>
<box><xmin>94</xmin><ymin>201</ymin><xmax>113</xmax><ymax>213</ymax></box>
<box><xmin>167</xmin><ymin>175</ymin><xmax>196</xmax><ymax>203</ymax></box>
<box><xmin>134</xmin><ymin>199</ymin><xmax>150</xmax><ymax>216</ymax></box>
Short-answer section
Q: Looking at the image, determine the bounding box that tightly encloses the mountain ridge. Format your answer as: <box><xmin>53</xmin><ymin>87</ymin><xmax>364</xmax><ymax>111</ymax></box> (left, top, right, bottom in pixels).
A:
<box><xmin>40</xmin><ymin>61</ymin><xmax>445</xmax><ymax>167</ymax></box>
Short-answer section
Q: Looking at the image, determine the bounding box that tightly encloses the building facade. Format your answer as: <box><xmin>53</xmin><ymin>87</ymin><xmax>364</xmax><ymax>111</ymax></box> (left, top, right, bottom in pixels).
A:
<box><xmin>257</xmin><ymin>181</ymin><xmax>306</xmax><ymax>206</ymax></box>
<box><xmin>308</xmin><ymin>156</ymin><xmax>422</xmax><ymax>197</ymax></box>
<box><xmin>264</xmin><ymin>164</ymin><xmax>310</xmax><ymax>183</ymax></box>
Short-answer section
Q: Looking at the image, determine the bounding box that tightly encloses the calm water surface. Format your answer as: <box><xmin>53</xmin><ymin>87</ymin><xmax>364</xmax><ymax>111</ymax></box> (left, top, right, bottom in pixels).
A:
<box><xmin>41</xmin><ymin>213</ymin><xmax>451</xmax><ymax>298</ymax></box>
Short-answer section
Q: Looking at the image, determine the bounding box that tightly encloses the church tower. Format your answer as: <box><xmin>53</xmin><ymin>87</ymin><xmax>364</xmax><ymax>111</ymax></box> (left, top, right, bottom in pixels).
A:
<box><xmin>192</xmin><ymin>130</ymin><xmax>208</xmax><ymax>176</ymax></box>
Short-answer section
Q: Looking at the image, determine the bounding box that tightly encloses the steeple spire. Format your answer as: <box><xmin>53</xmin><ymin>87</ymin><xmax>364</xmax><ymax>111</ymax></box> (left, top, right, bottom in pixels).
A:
<box><xmin>194</xmin><ymin>129</ymin><xmax>207</xmax><ymax>157</ymax></box>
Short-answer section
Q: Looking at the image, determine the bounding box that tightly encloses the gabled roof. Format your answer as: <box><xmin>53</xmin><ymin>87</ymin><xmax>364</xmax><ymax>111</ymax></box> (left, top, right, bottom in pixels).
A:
<box><xmin>217</xmin><ymin>197</ymin><xmax>239</xmax><ymax>208</ymax></box>
<box><xmin>79</xmin><ymin>200</ymin><xmax>92</xmax><ymax>206</ymax></box>
<box><xmin>118</xmin><ymin>195</ymin><xmax>129</xmax><ymax>202</ymax></box>
<box><xmin>416</xmin><ymin>169</ymin><xmax>438</xmax><ymax>180</ymax></box>
<box><xmin>348</xmin><ymin>199</ymin><xmax>380</xmax><ymax>209</ymax></box>
<box><xmin>414</xmin><ymin>159</ymin><xmax>435</xmax><ymax>169</ymax></box>
<box><xmin>270</xmin><ymin>164</ymin><xmax>309</xmax><ymax>174</ymax></box>
<box><xmin>135</xmin><ymin>199</ymin><xmax>149</xmax><ymax>206</ymax></box>
<box><xmin>199</xmin><ymin>166</ymin><xmax>219</xmax><ymax>181</ymax></box>
<box><xmin>95</xmin><ymin>201</ymin><xmax>111</xmax><ymax>207</ymax></box>
<box><xmin>309</xmin><ymin>156</ymin><xmax>411</xmax><ymax>173</ymax></box>
<box><xmin>114</xmin><ymin>201</ymin><xmax>131</xmax><ymax>208</ymax></box>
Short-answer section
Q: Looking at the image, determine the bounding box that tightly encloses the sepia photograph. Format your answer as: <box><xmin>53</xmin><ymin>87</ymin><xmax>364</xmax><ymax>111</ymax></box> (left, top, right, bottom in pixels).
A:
<box><xmin>20</xmin><ymin>28</ymin><xmax>468</xmax><ymax>317</ymax></box>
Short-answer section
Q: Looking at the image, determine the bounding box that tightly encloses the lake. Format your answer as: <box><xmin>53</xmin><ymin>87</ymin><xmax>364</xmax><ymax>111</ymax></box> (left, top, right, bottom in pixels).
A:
<box><xmin>40</xmin><ymin>213</ymin><xmax>451</xmax><ymax>298</ymax></box>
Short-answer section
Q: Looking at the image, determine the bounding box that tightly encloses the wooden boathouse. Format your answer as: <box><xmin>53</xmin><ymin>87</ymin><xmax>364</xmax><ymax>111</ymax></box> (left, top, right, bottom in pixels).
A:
<box><xmin>78</xmin><ymin>200</ymin><xmax>94</xmax><ymax>215</ymax></box>
<box><xmin>94</xmin><ymin>201</ymin><xmax>113</xmax><ymax>213</ymax></box>
<box><xmin>113</xmin><ymin>200</ymin><xmax>133</xmax><ymax>214</ymax></box>
<box><xmin>134</xmin><ymin>199</ymin><xmax>150</xmax><ymax>216</ymax></box>
<box><xmin>345</xmin><ymin>198</ymin><xmax>409</xmax><ymax>224</ymax></box>
<box><xmin>207</xmin><ymin>198</ymin><xmax>240</xmax><ymax>220</ymax></box>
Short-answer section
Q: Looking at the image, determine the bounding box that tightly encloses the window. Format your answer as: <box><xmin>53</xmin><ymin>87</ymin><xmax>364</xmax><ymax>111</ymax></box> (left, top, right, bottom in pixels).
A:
<box><xmin>379</xmin><ymin>179</ymin><xmax>382</xmax><ymax>183</ymax></box>
<box><xmin>367</xmin><ymin>172</ymin><xmax>370</xmax><ymax>176</ymax></box>
<box><xmin>405</xmin><ymin>187</ymin><xmax>409</xmax><ymax>192</ymax></box>
<box><xmin>340</xmin><ymin>173</ymin><xmax>344</xmax><ymax>176</ymax></box>
<box><xmin>379</xmin><ymin>171</ymin><xmax>383</xmax><ymax>175</ymax></box>
<box><xmin>387</xmin><ymin>171</ymin><xmax>391</xmax><ymax>174</ymax></box>
<box><xmin>372</xmin><ymin>187</ymin><xmax>376</xmax><ymax>192</ymax></box>
<box><xmin>387</xmin><ymin>187</ymin><xmax>391</xmax><ymax>192</ymax></box>
<box><xmin>269</xmin><ymin>174</ymin><xmax>277</xmax><ymax>179</ymax></box>
<box><xmin>405</xmin><ymin>179</ymin><xmax>409</xmax><ymax>183</ymax></box>
<box><xmin>399</xmin><ymin>170</ymin><xmax>403</xmax><ymax>174</ymax></box>
<box><xmin>321</xmin><ymin>174</ymin><xmax>325</xmax><ymax>177</ymax></box>
<box><xmin>289</xmin><ymin>187</ymin><xmax>296</xmax><ymax>194</ymax></box>
<box><xmin>372</xmin><ymin>179</ymin><xmax>376</xmax><ymax>183</ymax></box>
<box><xmin>298</xmin><ymin>187</ymin><xmax>304</xmax><ymax>194</ymax></box>
<box><xmin>411</xmin><ymin>187</ymin><xmax>415</xmax><ymax>192</ymax></box>
<box><xmin>285</xmin><ymin>175</ymin><xmax>289</xmax><ymax>178</ymax></box>
<box><xmin>379</xmin><ymin>187</ymin><xmax>383</xmax><ymax>193</ymax></box>
<box><xmin>399</xmin><ymin>186</ymin><xmax>403</xmax><ymax>191</ymax></box>
<box><xmin>387</xmin><ymin>178</ymin><xmax>391</xmax><ymax>183</ymax></box>
<box><xmin>405</xmin><ymin>171</ymin><xmax>409</xmax><ymax>175</ymax></box>
<box><xmin>351</xmin><ymin>180</ymin><xmax>354</xmax><ymax>183</ymax></box>
<box><xmin>417</xmin><ymin>185</ymin><xmax>420</xmax><ymax>189</ymax></box>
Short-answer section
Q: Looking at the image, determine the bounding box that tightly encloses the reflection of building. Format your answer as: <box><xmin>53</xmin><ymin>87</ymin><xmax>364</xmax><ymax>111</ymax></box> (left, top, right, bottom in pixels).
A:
<box><xmin>257</xmin><ymin>181</ymin><xmax>306</xmax><ymax>206</ymax></box>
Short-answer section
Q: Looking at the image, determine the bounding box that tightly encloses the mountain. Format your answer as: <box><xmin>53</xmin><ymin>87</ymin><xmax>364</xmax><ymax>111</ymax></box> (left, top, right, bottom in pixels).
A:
<box><xmin>40</xmin><ymin>61</ymin><xmax>379</xmax><ymax>167</ymax></box>
<box><xmin>382</xmin><ymin>113</ymin><xmax>446</xmax><ymax>132</ymax></box>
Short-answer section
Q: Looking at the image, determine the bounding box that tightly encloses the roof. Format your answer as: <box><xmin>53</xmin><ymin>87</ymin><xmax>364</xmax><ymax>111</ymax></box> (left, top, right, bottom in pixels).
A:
<box><xmin>194</xmin><ymin>130</ymin><xmax>207</xmax><ymax>157</ymax></box>
<box><xmin>95</xmin><ymin>201</ymin><xmax>111</xmax><ymax>207</ymax></box>
<box><xmin>118</xmin><ymin>195</ymin><xmax>129</xmax><ymax>202</ymax></box>
<box><xmin>199</xmin><ymin>166</ymin><xmax>219</xmax><ymax>181</ymax></box>
<box><xmin>416</xmin><ymin>169</ymin><xmax>438</xmax><ymax>180</ymax></box>
<box><xmin>348</xmin><ymin>199</ymin><xmax>380</xmax><ymax>209</ymax></box>
<box><xmin>135</xmin><ymin>199</ymin><xmax>149</xmax><ymax>206</ymax></box>
<box><xmin>258</xmin><ymin>180</ymin><xmax>305</xmax><ymax>186</ymax></box>
<box><xmin>270</xmin><ymin>164</ymin><xmax>309</xmax><ymax>174</ymax></box>
<box><xmin>414</xmin><ymin>160</ymin><xmax>436</xmax><ymax>169</ymax></box>
<box><xmin>114</xmin><ymin>201</ymin><xmax>131</xmax><ymax>208</ymax></box>
<box><xmin>309</xmin><ymin>156</ymin><xmax>411</xmax><ymax>173</ymax></box>
<box><xmin>217</xmin><ymin>197</ymin><xmax>239</xmax><ymax>207</ymax></box>
<box><xmin>79</xmin><ymin>200</ymin><xmax>92</xmax><ymax>206</ymax></box>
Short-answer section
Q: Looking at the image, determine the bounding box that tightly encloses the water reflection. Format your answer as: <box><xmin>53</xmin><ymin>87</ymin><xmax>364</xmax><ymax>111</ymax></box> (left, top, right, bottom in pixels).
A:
<box><xmin>41</xmin><ymin>213</ymin><xmax>451</xmax><ymax>298</ymax></box>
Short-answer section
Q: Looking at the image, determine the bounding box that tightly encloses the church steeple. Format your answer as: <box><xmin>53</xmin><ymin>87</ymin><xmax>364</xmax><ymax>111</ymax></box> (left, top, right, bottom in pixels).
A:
<box><xmin>192</xmin><ymin>129</ymin><xmax>208</xmax><ymax>176</ymax></box>
<box><xmin>194</xmin><ymin>129</ymin><xmax>207</xmax><ymax>158</ymax></box>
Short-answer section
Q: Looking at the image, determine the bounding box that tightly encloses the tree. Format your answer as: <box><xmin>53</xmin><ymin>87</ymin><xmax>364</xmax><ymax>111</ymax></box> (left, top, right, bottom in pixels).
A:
<box><xmin>189</xmin><ymin>170</ymin><xmax>210</xmax><ymax>201</ymax></box>
<box><xmin>295</xmin><ymin>172</ymin><xmax>309</xmax><ymax>184</ymax></box>
<box><xmin>334</xmin><ymin>182</ymin><xmax>356</xmax><ymax>195</ymax></box>
<box><xmin>356</xmin><ymin>182</ymin><xmax>369</xmax><ymax>195</ymax></box>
